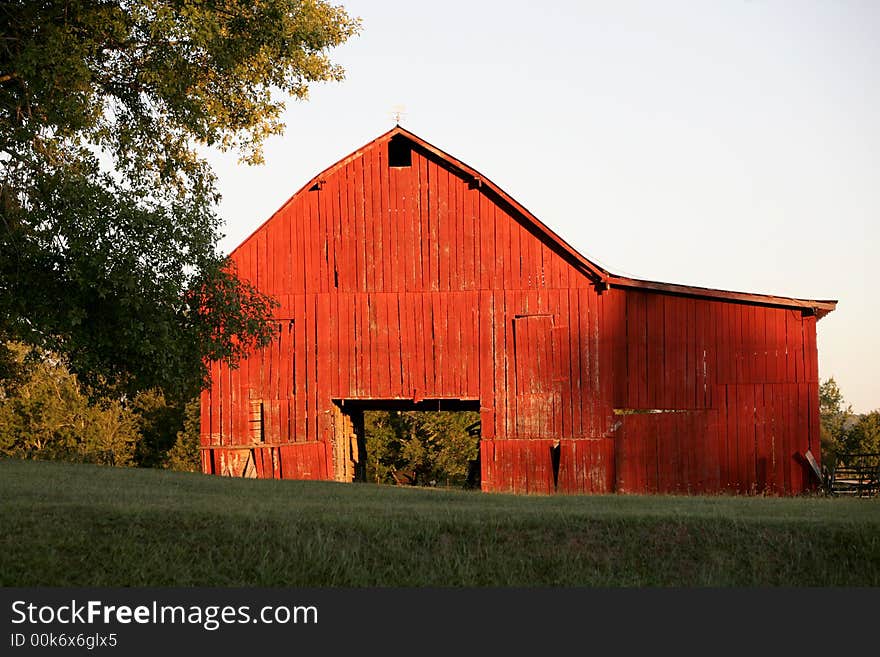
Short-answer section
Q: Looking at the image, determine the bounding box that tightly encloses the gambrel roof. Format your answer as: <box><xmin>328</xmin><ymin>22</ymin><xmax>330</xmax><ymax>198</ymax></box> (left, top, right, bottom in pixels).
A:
<box><xmin>233</xmin><ymin>126</ymin><xmax>837</xmax><ymax>319</ymax></box>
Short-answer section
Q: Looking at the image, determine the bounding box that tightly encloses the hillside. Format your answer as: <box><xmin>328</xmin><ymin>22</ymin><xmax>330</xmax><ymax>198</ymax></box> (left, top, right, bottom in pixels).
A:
<box><xmin>2</xmin><ymin>458</ymin><xmax>879</xmax><ymax>586</ymax></box>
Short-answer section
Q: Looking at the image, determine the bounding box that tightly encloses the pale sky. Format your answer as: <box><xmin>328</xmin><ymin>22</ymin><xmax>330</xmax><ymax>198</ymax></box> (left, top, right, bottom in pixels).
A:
<box><xmin>206</xmin><ymin>1</ymin><xmax>878</xmax><ymax>414</ymax></box>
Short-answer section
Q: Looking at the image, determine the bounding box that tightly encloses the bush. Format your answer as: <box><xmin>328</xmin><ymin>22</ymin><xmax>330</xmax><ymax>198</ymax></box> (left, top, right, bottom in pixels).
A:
<box><xmin>164</xmin><ymin>398</ymin><xmax>201</xmax><ymax>472</ymax></box>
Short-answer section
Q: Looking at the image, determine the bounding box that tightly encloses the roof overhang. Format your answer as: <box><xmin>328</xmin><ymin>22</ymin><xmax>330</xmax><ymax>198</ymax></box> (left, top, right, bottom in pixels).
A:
<box><xmin>604</xmin><ymin>275</ymin><xmax>837</xmax><ymax>319</ymax></box>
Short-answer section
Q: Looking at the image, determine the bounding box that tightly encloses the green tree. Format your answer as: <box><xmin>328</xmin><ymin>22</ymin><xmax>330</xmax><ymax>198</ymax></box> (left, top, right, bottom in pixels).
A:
<box><xmin>0</xmin><ymin>344</ymin><xmax>139</xmax><ymax>465</ymax></box>
<box><xmin>845</xmin><ymin>411</ymin><xmax>880</xmax><ymax>455</ymax></box>
<box><xmin>363</xmin><ymin>410</ymin><xmax>406</xmax><ymax>485</ymax></box>
<box><xmin>364</xmin><ymin>410</ymin><xmax>480</xmax><ymax>487</ymax></box>
<box><xmin>0</xmin><ymin>1</ymin><xmax>360</xmax><ymax>397</ymax></box>
<box><xmin>819</xmin><ymin>378</ymin><xmax>852</xmax><ymax>464</ymax></box>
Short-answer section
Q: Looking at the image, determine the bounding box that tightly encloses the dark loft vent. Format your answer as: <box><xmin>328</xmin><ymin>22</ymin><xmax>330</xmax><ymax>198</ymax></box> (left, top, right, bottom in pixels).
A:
<box><xmin>388</xmin><ymin>135</ymin><xmax>412</xmax><ymax>167</ymax></box>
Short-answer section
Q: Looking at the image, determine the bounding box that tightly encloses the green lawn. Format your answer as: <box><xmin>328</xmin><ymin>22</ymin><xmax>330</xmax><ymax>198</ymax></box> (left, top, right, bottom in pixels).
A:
<box><xmin>2</xmin><ymin>458</ymin><xmax>879</xmax><ymax>586</ymax></box>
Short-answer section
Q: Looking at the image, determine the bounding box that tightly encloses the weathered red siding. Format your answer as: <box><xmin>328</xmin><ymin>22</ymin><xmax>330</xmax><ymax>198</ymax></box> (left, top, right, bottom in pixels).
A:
<box><xmin>200</xmin><ymin>127</ymin><xmax>834</xmax><ymax>495</ymax></box>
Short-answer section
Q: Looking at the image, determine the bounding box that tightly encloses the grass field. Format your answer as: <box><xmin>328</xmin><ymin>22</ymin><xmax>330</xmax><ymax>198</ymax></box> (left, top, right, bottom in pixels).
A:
<box><xmin>2</xmin><ymin>458</ymin><xmax>879</xmax><ymax>586</ymax></box>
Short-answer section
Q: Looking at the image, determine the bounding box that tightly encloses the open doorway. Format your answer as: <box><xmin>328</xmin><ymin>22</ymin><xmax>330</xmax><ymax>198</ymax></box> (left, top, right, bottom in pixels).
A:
<box><xmin>332</xmin><ymin>399</ymin><xmax>481</xmax><ymax>490</ymax></box>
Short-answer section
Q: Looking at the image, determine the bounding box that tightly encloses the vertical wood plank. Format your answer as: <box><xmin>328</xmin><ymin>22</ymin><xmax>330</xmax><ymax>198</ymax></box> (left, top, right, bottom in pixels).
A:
<box><xmin>754</xmin><ymin>384</ymin><xmax>767</xmax><ymax>493</ymax></box>
<box><xmin>568</xmin><ymin>288</ymin><xmax>583</xmax><ymax>437</ymax></box>
<box><xmin>645</xmin><ymin>293</ymin><xmax>664</xmax><ymax>409</ymax></box>
<box><xmin>479</xmin><ymin>290</ymin><xmax>495</xmax><ymax>438</ymax></box>
<box><xmin>804</xmin><ymin>315</ymin><xmax>818</xmax><ymax>383</ymax></box>
<box><xmin>796</xmin><ymin>312</ymin><xmax>806</xmax><ymax>383</ymax></box>
<box><xmin>784</xmin><ymin>310</ymin><xmax>796</xmax><ymax>384</ymax></box>
<box><xmin>416</xmin><ymin>151</ymin><xmax>429</xmax><ymax>293</ymax></box>
<box><xmin>422</xmin><ymin>292</ymin><xmax>435</xmax><ymax>397</ymax></box>
<box><xmin>492</xmin><ymin>290</ymin><xmax>505</xmax><ymax>438</ymax></box>
<box><xmin>808</xmin><ymin>381</ymin><xmax>820</xmax><ymax>470</ymax></box>
<box><xmin>398</xmin><ymin>293</ymin><xmax>410</xmax><ymax>398</ymax></box>
<box><xmin>793</xmin><ymin>382</ymin><xmax>807</xmax><ymax>492</ymax></box>
<box><xmin>437</xmin><ymin>164</ymin><xmax>450</xmax><ymax>292</ymax></box>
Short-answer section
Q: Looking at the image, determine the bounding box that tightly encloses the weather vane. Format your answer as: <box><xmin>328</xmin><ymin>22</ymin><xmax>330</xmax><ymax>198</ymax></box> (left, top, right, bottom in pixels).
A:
<box><xmin>390</xmin><ymin>104</ymin><xmax>407</xmax><ymax>125</ymax></box>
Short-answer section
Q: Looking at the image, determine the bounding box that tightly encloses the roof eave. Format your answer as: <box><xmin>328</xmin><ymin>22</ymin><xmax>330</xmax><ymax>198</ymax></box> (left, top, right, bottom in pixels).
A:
<box><xmin>607</xmin><ymin>275</ymin><xmax>838</xmax><ymax>319</ymax></box>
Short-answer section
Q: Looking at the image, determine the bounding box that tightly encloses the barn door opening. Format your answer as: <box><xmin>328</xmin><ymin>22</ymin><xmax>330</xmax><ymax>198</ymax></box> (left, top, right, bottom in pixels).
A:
<box><xmin>331</xmin><ymin>399</ymin><xmax>481</xmax><ymax>489</ymax></box>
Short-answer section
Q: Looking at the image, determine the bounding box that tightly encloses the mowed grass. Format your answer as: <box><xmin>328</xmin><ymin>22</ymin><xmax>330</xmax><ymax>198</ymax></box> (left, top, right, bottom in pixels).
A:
<box><xmin>2</xmin><ymin>458</ymin><xmax>879</xmax><ymax>587</ymax></box>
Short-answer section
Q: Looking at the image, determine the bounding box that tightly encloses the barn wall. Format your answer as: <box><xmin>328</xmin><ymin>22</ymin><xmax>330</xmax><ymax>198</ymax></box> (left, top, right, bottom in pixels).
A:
<box><xmin>201</xmin><ymin>141</ymin><xmax>613</xmax><ymax>484</ymax></box>
<box><xmin>200</xmin><ymin>134</ymin><xmax>822</xmax><ymax>495</ymax></box>
<box><xmin>615</xmin><ymin>294</ymin><xmax>819</xmax><ymax>494</ymax></box>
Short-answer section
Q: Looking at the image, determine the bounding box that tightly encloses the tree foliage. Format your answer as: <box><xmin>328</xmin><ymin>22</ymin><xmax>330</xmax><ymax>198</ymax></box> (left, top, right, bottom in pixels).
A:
<box><xmin>819</xmin><ymin>378</ymin><xmax>852</xmax><ymax>462</ymax></box>
<box><xmin>819</xmin><ymin>378</ymin><xmax>879</xmax><ymax>463</ymax></box>
<box><xmin>0</xmin><ymin>1</ymin><xmax>360</xmax><ymax>397</ymax></box>
<box><xmin>0</xmin><ymin>343</ymin><xmax>139</xmax><ymax>465</ymax></box>
<box><xmin>164</xmin><ymin>396</ymin><xmax>201</xmax><ymax>472</ymax></box>
<box><xmin>131</xmin><ymin>388</ymin><xmax>186</xmax><ymax>468</ymax></box>
<box><xmin>364</xmin><ymin>411</ymin><xmax>481</xmax><ymax>488</ymax></box>
<box><xmin>845</xmin><ymin>411</ymin><xmax>880</xmax><ymax>455</ymax></box>
<box><xmin>0</xmin><ymin>342</ymin><xmax>202</xmax><ymax>469</ymax></box>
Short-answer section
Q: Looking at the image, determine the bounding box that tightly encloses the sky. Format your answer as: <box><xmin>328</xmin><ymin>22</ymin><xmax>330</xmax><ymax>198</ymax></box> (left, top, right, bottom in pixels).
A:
<box><xmin>205</xmin><ymin>0</ymin><xmax>878</xmax><ymax>413</ymax></box>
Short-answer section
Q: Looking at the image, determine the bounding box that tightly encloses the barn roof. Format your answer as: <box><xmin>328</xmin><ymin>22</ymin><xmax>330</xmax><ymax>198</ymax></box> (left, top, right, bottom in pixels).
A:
<box><xmin>236</xmin><ymin>126</ymin><xmax>838</xmax><ymax>319</ymax></box>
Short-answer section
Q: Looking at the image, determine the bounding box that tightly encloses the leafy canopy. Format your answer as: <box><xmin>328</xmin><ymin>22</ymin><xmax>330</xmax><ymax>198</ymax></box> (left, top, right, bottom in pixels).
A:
<box><xmin>819</xmin><ymin>378</ymin><xmax>880</xmax><ymax>461</ymax></box>
<box><xmin>0</xmin><ymin>1</ymin><xmax>360</xmax><ymax>397</ymax></box>
<box><xmin>364</xmin><ymin>410</ymin><xmax>481</xmax><ymax>487</ymax></box>
<box><xmin>846</xmin><ymin>411</ymin><xmax>880</xmax><ymax>455</ymax></box>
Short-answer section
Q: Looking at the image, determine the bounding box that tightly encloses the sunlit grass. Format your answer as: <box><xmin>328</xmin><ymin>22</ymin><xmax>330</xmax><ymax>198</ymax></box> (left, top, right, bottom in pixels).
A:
<box><xmin>2</xmin><ymin>458</ymin><xmax>878</xmax><ymax>586</ymax></box>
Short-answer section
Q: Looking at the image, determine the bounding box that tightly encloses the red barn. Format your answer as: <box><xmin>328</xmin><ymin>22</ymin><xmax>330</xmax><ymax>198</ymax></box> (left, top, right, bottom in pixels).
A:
<box><xmin>200</xmin><ymin>127</ymin><xmax>836</xmax><ymax>494</ymax></box>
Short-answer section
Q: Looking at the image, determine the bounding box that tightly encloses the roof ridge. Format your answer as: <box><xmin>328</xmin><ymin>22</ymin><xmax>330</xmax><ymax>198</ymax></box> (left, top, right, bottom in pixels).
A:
<box><xmin>227</xmin><ymin>127</ymin><xmax>837</xmax><ymax>319</ymax></box>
